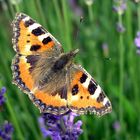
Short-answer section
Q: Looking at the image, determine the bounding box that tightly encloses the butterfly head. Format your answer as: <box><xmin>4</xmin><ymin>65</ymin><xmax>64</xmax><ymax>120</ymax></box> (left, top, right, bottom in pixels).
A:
<box><xmin>52</xmin><ymin>49</ymin><xmax>79</xmax><ymax>72</ymax></box>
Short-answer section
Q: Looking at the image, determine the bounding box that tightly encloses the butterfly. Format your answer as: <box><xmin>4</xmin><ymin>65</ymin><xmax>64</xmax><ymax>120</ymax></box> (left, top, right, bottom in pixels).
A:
<box><xmin>11</xmin><ymin>13</ymin><xmax>112</xmax><ymax>116</ymax></box>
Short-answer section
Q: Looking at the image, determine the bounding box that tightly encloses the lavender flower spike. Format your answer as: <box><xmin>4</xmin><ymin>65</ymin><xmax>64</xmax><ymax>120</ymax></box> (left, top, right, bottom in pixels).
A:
<box><xmin>134</xmin><ymin>31</ymin><xmax>140</xmax><ymax>54</ymax></box>
<box><xmin>113</xmin><ymin>0</ymin><xmax>127</xmax><ymax>15</ymax></box>
<box><xmin>38</xmin><ymin>111</ymin><xmax>83</xmax><ymax>140</ymax></box>
<box><xmin>116</xmin><ymin>22</ymin><xmax>125</xmax><ymax>33</ymax></box>
<box><xmin>0</xmin><ymin>87</ymin><xmax>6</xmax><ymax>106</ymax></box>
<box><xmin>0</xmin><ymin>121</ymin><xmax>14</xmax><ymax>140</ymax></box>
<box><xmin>113</xmin><ymin>121</ymin><xmax>121</xmax><ymax>132</ymax></box>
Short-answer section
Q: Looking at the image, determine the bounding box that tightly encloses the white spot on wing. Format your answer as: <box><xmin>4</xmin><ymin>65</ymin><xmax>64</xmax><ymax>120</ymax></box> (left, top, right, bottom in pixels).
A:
<box><xmin>28</xmin><ymin>23</ymin><xmax>41</xmax><ymax>32</ymax></box>
<box><xmin>38</xmin><ymin>33</ymin><xmax>50</xmax><ymax>41</ymax></box>
<box><xmin>24</xmin><ymin>44</ymin><xmax>31</xmax><ymax>52</ymax></box>
<box><xmin>91</xmin><ymin>85</ymin><xmax>101</xmax><ymax>99</ymax></box>
<box><xmin>22</xmin><ymin>16</ymin><xmax>30</xmax><ymax>22</ymax></box>
<box><xmin>82</xmin><ymin>76</ymin><xmax>91</xmax><ymax>88</ymax></box>
<box><xmin>103</xmin><ymin>97</ymin><xmax>108</xmax><ymax>106</ymax></box>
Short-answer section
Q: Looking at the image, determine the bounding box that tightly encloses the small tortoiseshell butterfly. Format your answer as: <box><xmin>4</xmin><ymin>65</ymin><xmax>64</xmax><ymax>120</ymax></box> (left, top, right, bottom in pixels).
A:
<box><xmin>11</xmin><ymin>13</ymin><xmax>112</xmax><ymax>116</ymax></box>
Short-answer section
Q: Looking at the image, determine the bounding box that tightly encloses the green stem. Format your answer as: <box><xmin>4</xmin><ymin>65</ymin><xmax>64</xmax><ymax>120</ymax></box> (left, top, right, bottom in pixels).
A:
<box><xmin>88</xmin><ymin>5</ymin><xmax>93</xmax><ymax>23</ymax></box>
<box><xmin>7</xmin><ymin>0</ymin><xmax>15</xmax><ymax>17</ymax></box>
<box><xmin>14</xmin><ymin>3</ymin><xmax>20</xmax><ymax>13</ymax></box>
<box><xmin>53</xmin><ymin>0</ymin><xmax>64</xmax><ymax>41</ymax></box>
<box><xmin>61</xmin><ymin>0</ymin><xmax>72</xmax><ymax>50</ymax></box>
<box><xmin>6</xmin><ymin>98</ymin><xmax>24</xmax><ymax>140</ymax></box>
<box><xmin>137</xmin><ymin>3</ymin><xmax>140</xmax><ymax>30</ymax></box>
<box><xmin>118</xmin><ymin>14</ymin><xmax>124</xmax><ymax>129</ymax></box>
<box><xmin>34</xmin><ymin>0</ymin><xmax>46</xmax><ymax>26</ymax></box>
<box><xmin>81</xmin><ymin>116</ymin><xmax>88</xmax><ymax>140</ymax></box>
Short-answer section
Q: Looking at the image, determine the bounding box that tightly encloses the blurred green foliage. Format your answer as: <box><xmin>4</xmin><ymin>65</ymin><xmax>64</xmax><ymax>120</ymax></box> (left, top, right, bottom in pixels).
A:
<box><xmin>0</xmin><ymin>0</ymin><xmax>140</xmax><ymax>140</ymax></box>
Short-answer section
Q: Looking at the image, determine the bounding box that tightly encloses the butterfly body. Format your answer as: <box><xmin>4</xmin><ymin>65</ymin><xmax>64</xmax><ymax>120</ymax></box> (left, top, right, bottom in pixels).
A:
<box><xmin>11</xmin><ymin>13</ymin><xmax>112</xmax><ymax>116</ymax></box>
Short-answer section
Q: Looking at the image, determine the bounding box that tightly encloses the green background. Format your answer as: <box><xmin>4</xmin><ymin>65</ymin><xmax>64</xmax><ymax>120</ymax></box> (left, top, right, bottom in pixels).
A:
<box><xmin>0</xmin><ymin>0</ymin><xmax>140</xmax><ymax>140</ymax></box>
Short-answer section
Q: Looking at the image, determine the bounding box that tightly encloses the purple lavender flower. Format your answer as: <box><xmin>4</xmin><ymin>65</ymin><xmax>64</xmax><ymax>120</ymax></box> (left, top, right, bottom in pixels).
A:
<box><xmin>134</xmin><ymin>31</ymin><xmax>140</xmax><ymax>54</ymax></box>
<box><xmin>38</xmin><ymin>111</ymin><xmax>83</xmax><ymax>140</ymax></box>
<box><xmin>0</xmin><ymin>87</ymin><xmax>6</xmax><ymax>106</ymax></box>
<box><xmin>0</xmin><ymin>121</ymin><xmax>14</xmax><ymax>140</ymax></box>
<box><xmin>113</xmin><ymin>121</ymin><xmax>121</xmax><ymax>132</ymax></box>
<box><xmin>116</xmin><ymin>22</ymin><xmax>125</xmax><ymax>33</ymax></box>
<box><xmin>69</xmin><ymin>0</ymin><xmax>83</xmax><ymax>16</ymax></box>
<box><xmin>113</xmin><ymin>0</ymin><xmax>127</xmax><ymax>15</ymax></box>
<box><xmin>102</xmin><ymin>43</ymin><xmax>109</xmax><ymax>57</ymax></box>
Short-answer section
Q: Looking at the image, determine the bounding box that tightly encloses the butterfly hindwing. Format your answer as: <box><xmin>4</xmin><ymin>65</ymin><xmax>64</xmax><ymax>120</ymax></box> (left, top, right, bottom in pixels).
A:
<box><xmin>11</xmin><ymin>54</ymin><xmax>38</xmax><ymax>93</ymax></box>
<box><xmin>12</xmin><ymin>13</ymin><xmax>63</xmax><ymax>55</ymax></box>
<box><xmin>12</xmin><ymin>54</ymin><xmax>69</xmax><ymax>115</ymax></box>
<box><xmin>68</xmin><ymin>65</ymin><xmax>112</xmax><ymax>116</ymax></box>
<box><xmin>32</xmin><ymin>89</ymin><xmax>69</xmax><ymax>115</ymax></box>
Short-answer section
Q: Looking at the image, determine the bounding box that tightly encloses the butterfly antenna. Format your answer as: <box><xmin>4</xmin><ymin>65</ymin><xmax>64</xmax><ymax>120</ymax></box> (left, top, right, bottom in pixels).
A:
<box><xmin>75</xmin><ymin>16</ymin><xmax>84</xmax><ymax>41</ymax></box>
<box><xmin>92</xmin><ymin>56</ymin><xmax>112</xmax><ymax>61</ymax></box>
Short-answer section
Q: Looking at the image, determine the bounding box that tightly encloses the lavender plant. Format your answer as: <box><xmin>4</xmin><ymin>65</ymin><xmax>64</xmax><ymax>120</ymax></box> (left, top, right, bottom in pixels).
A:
<box><xmin>0</xmin><ymin>87</ymin><xmax>6</xmax><ymax>107</ymax></box>
<box><xmin>0</xmin><ymin>121</ymin><xmax>14</xmax><ymax>140</ymax></box>
<box><xmin>113</xmin><ymin>0</ymin><xmax>127</xmax><ymax>33</ymax></box>
<box><xmin>134</xmin><ymin>31</ymin><xmax>140</xmax><ymax>54</ymax></box>
<box><xmin>0</xmin><ymin>87</ymin><xmax>14</xmax><ymax>140</ymax></box>
<box><xmin>38</xmin><ymin>111</ymin><xmax>83</xmax><ymax>140</ymax></box>
<box><xmin>113</xmin><ymin>0</ymin><xmax>127</xmax><ymax>15</ymax></box>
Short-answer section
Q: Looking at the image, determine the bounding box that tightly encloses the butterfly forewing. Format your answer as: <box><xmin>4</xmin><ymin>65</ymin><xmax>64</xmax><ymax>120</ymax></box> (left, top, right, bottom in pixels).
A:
<box><xmin>12</xmin><ymin>13</ymin><xmax>63</xmax><ymax>55</ymax></box>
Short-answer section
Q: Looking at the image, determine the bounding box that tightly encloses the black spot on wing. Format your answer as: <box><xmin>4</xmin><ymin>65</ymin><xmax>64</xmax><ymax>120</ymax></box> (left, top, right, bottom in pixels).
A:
<box><xmin>32</xmin><ymin>27</ymin><xmax>45</xmax><ymax>36</ymax></box>
<box><xmin>24</xmin><ymin>19</ymin><xmax>34</xmax><ymax>27</ymax></box>
<box><xmin>42</xmin><ymin>37</ymin><xmax>52</xmax><ymax>45</ymax></box>
<box><xmin>58</xmin><ymin>86</ymin><xmax>67</xmax><ymax>100</ymax></box>
<box><xmin>97</xmin><ymin>92</ymin><xmax>106</xmax><ymax>103</ymax></box>
<box><xmin>88</xmin><ymin>80</ymin><xmax>97</xmax><ymax>95</ymax></box>
<box><xmin>26</xmin><ymin>55</ymin><xmax>39</xmax><ymax>66</ymax></box>
<box><xmin>80</xmin><ymin>96</ymin><xmax>83</xmax><ymax>99</ymax></box>
<box><xmin>26</xmin><ymin>55</ymin><xmax>40</xmax><ymax>72</ymax></box>
<box><xmin>105</xmin><ymin>101</ymin><xmax>111</xmax><ymax>108</ymax></box>
<box><xmin>30</xmin><ymin>45</ymin><xmax>41</xmax><ymax>51</ymax></box>
<box><xmin>80</xmin><ymin>73</ymin><xmax>87</xmax><ymax>83</ymax></box>
<box><xmin>72</xmin><ymin>84</ymin><xmax>79</xmax><ymax>95</ymax></box>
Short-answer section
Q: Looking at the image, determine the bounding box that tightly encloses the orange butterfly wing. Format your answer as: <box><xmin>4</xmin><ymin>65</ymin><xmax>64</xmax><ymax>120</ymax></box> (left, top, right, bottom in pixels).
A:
<box><xmin>12</xmin><ymin>13</ymin><xmax>63</xmax><ymax>55</ymax></box>
<box><xmin>12</xmin><ymin>13</ymin><xmax>68</xmax><ymax>115</ymax></box>
<box><xmin>67</xmin><ymin>65</ymin><xmax>112</xmax><ymax>116</ymax></box>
